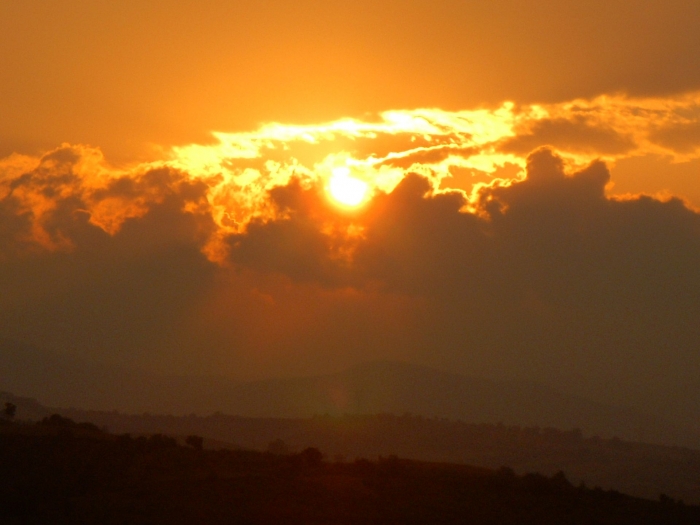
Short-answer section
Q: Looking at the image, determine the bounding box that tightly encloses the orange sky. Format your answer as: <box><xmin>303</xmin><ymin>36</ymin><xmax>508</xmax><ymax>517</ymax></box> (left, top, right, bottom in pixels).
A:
<box><xmin>2</xmin><ymin>1</ymin><xmax>700</xmax><ymax>419</ymax></box>
<box><xmin>3</xmin><ymin>1</ymin><xmax>700</xmax><ymax>202</ymax></box>
<box><xmin>2</xmin><ymin>1</ymin><xmax>699</xmax><ymax>151</ymax></box>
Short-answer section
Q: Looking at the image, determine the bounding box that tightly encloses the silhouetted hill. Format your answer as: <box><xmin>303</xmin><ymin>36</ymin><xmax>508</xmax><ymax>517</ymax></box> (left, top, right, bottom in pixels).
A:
<box><xmin>43</xmin><ymin>409</ymin><xmax>700</xmax><ymax>505</ymax></box>
<box><xmin>6</xmin><ymin>390</ymin><xmax>700</xmax><ymax>503</ymax></box>
<box><xmin>203</xmin><ymin>361</ymin><xmax>700</xmax><ymax>448</ymax></box>
<box><xmin>1</xmin><ymin>419</ymin><xmax>698</xmax><ymax>524</ymax></box>
<box><xmin>3</xmin><ymin>338</ymin><xmax>699</xmax><ymax>449</ymax></box>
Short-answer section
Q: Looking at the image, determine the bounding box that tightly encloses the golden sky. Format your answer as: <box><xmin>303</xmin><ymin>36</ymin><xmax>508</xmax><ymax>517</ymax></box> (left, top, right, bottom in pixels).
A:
<box><xmin>2</xmin><ymin>1</ymin><xmax>700</xmax><ymax>419</ymax></box>
<box><xmin>2</xmin><ymin>1</ymin><xmax>700</xmax><ymax>155</ymax></box>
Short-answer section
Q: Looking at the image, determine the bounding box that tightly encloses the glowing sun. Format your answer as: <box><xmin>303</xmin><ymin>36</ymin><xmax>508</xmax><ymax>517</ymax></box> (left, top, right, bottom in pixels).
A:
<box><xmin>328</xmin><ymin>167</ymin><xmax>369</xmax><ymax>207</ymax></box>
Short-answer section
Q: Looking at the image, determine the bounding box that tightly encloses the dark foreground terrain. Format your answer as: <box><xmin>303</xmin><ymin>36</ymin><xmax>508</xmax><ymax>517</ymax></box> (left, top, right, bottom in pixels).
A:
<box><xmin>1</xmin><ymin>417</ymin><xmax>698</xmax><ymax>525</ymax></box>
<box><xmin>50</xmin><ymin>408</ymin><xmax>700</xmax><ymax>504</ymax></box>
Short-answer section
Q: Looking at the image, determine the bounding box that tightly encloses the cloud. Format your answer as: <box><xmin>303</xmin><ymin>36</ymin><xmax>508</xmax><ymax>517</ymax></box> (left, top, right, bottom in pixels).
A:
<box><xmin>2</xmin><ymin>94</ymin><xmax>700</xmax><ymax>420</ymax></box>
<box><xmin>4</xmin><ymin>0</ymin><xmax>700</xmax><ymax>165</ymax></box>
<box><xmin>210</xmin><ymin>147</ymin><xmax>700</xmax><ymax>420</ymax></box>
<box><xmin>650</xmin><ymin>122</ymin><xmax>700</xmax><ymax>154</ymax></box>
<box><xmin>498</xmin><ymin>116</ymin><xmax>636</xmax><ymax>155</ymax></box>
<box><xmin>0</xmin><ymin>144</ymin><xmax>214</xmax><ymax>253</ymax></box>
<box><xmin>4</xmin><ymin>92</ymin><xmax>700</xmax><ymax>260</ymax></box>
<box><xmin>226</xmin><ymin>179</ymin><xmax>350</xmax><ymax>285</ymax></box>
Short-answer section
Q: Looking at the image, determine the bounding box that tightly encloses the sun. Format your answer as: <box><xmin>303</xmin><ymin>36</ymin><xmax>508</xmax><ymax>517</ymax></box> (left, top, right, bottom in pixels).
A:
<box><xmin>327</xmin><ymin>167</ymin><xmax>369</xmax><ymax>207</ymax></box>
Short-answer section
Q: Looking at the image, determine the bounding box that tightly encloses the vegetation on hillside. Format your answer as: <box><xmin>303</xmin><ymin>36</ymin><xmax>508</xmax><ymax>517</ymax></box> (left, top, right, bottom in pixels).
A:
<box><xmin>47</xmin><ymin>409</ymin><xmax>700</xmax><ymax>504</ymax></box>
<box><xmin>0</xmin><ymin>416</ymin><xmax>698</xmax><ymax>524</ymax></box>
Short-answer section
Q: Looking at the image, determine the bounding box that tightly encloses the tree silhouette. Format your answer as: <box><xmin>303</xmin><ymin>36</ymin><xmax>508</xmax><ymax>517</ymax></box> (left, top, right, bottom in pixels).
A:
<box><xmin>300</xmin><ymin>447</ymin><xmax>323</xmax><ymax>467</ymax></box>
<box><xmin>185</xmin><ymin>435</ymin><xmax>204</xmax><ymax>450</ymax></box>
<box><xmin>267</xmin><ymin>438</ymin><xmax>289</xmax><ymax>455</ymax></box>
<box><xmin>3</xmin><ymin>402</ymin><xmax>16</xmax><ymax>420</ymax></box>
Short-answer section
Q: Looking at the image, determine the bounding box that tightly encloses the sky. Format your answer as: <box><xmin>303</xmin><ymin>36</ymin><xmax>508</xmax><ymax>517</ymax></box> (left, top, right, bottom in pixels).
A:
<box><xmin>2</xmin><ymin>0</ymin><xmax>700</xmax><ymax>419</ymax></box>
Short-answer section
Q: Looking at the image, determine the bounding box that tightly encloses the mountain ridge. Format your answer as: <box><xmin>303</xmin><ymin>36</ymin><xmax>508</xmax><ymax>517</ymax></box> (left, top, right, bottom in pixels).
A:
<box><xmin>2</xmin><ymin>338</ymin><xmax>698</xmax><ymax>448</ymax></box>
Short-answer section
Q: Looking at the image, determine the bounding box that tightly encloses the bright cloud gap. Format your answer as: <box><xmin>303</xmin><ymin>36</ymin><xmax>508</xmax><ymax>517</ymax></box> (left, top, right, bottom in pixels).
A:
<box><xmin>2</xmin><ymin>91</ymin><xmax>700</xmax><ymax>262</ymax></box>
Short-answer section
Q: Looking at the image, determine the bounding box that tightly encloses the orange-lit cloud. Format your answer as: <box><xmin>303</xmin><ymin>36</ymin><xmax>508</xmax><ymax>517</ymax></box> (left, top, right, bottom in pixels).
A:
<box><xmin>4</xmin><ymin>0</ymin><xmax>700</xmax><ymax>444</ymax></box>
<box><xmin>3</xmin><ymin>92</ymin><xmax>700</xmax><ymax>420</ymax></box>
<box><xmin>0</xmin><ymin>123</ymin><xmax>700</xmax><ymax>422</ymax></box>
<box><xmin>2</xmin><ymin>91</ymin><xmax>700</xmax><ymax>261</ymax></box>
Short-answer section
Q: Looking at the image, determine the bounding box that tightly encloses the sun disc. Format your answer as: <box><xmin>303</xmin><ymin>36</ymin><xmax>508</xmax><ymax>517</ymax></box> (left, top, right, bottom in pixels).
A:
<box><xmin>328</xmin><ymin>168</ymin><xmax>369</xmax><ymax>207</ymax></box>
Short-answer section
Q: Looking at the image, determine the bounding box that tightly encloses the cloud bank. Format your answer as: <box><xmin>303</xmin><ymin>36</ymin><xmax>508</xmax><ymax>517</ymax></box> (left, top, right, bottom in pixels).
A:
<box><xmin>2</xmin><ymin>92</ymin><xmax>700</xmax><ymax>420</ymax></box>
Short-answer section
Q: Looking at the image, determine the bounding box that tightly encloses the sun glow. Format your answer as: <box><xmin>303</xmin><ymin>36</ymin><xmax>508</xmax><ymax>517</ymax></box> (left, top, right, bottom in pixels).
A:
<box><xmin>328</xmin><ymin>167</ymin><xmax>369</xmax><ymax>207</ymax></box>
<box><xmin>5</xmin><ymin>92</ymin><xmax>700</xmax><ymax>262</ymax></box>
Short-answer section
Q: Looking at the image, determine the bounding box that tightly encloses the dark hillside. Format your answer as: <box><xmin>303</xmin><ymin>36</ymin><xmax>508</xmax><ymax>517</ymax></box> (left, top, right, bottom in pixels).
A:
<box><xmin>44</xmin><ymin>410</ymin><xmax>700</xmax><ymax>505</ymax></box>
<box><xmin>1</xmin><ymin>418</ymin><xmax>698</xmax><ymax>525</ymax></box>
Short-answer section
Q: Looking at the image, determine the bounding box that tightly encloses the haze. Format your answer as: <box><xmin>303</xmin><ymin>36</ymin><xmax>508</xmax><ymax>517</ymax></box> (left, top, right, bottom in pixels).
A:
<box><xmin>2</xmin><ymin>0</ymin><xmax>700</xmax><ymax>436</ymax></box>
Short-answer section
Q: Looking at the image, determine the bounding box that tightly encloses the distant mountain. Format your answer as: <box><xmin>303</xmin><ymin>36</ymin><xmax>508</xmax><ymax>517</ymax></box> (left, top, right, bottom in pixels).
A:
<box><xmin>2</xmin><ymin>338</ymin><xmax>699</xmax><ymax>448</ymax></box>
<box><xmin>208</xmin><ymin>360</ymin><xmax>698</xmax><ymax>448</ymax></box>
<box><xmin>0</xmin><ymin>391</ymin><xmax>52</xmax><ymax>421</ymax></box>
<box><xmin>0</xmin><ymin>338</ymin><xmax>168</xmax><ymax>411</ymax></box>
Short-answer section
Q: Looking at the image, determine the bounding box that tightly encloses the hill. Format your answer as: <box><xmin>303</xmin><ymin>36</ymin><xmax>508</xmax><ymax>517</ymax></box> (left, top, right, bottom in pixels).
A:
<box><xmin>5</xmin><ymin>392</ymin><xmax>700</xmax><ymax>505</ymax></box>
<box><xmin>2</xmin><ymin>339</ymin><xmax>698</xmax><ymax>448</ymax></box>
<box><xmin>1</xmin><ymin>418</ymin><xmax>698</xmax><ymax>525</ymax></box>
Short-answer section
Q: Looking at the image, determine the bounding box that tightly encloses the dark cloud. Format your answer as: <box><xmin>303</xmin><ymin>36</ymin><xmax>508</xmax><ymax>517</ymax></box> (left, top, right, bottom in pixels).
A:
<box><xmin>0</xmin><ymin>145</ymin><xmax>213</xmax><ymax>250</ymax></box>
<box><xmin>0</xmin><ymin>147</ymin><xmax>220</xmax><ymax>370</ymax></box>
<box><xmin>0</xmin><ymin>146</ymin><xmax>86</xmax><ymax>253</ymax></box>
<box><xmin>499</xmin><ymin>116</ymin><xmax>636</xmax><ymax>155</ymax></box>
<box><xmin>226</xmin><ymin>179</ymin><xmax>348</xmax><ymax>285</ymax></box>
<box><xmin>650</xmin><ymin>122</ymin><xmax>700</xmax><ymax>154</ymax></box>
<box><xmin>2</xmin><ymin>145</ymin><xmax>700</xmax><ymax>423</ymax></box>
<box><xmin>218</xmin><ymin>148</ymin><xmax>700</xmax><ymax>419</ymax></box>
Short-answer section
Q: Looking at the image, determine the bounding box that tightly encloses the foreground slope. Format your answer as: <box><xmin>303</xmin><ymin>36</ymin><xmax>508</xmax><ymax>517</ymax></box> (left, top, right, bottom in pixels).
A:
<box><xmin>1</xmin><ymin>418</ymin><xmax>698</xmax><ymax>525</ymax></box>
<box><xmin>45</xmin><ymin>409</ymin><xmax>700</xmax><ymax>505</ymax></box>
